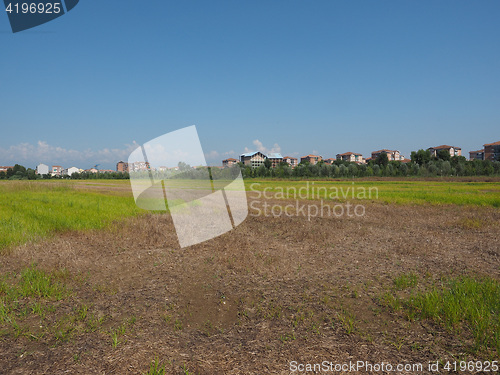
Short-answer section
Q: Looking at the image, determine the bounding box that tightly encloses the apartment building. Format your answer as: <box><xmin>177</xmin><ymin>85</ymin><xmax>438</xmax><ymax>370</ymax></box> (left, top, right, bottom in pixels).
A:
<box><xmin>469</xmin><ymin>149</ymin><xmax>485</xmax><ymax>161</ymax></box>
<box><xmin>116</xmin><ymin>161</ymin><xmax>129</xmax><ymax>172</ymax></box>
<box><xmin>371</xmin><ymin>149</ymin><xmax>403</xmax><ymax>161</ymax></box>
<box><xmin>484</xmin><ymin>141</ymin><xmax>500</xmax><ymax>161</ymax></box>
<box><xmin>267</xmin><ymin>153</ymin><xmax>283</xmax><ymax>168</ymax></box>
<box><xmin>323</xmin><ymin>158</ymin><xmax>336</xmax><ymax>165</ymax></box>
<box><xmin>283</xmin><ymin>156</ymin><xmax>298</xmax><ymax>168</ymax></box>
<box><xmin>427</xmin><ymin>145</ymin><xmax>462</xmax><ymax>158</ymax></box>
<box><xmin>222</xmin><ymin>158</ymin><xmax>239</xmax><ymax>168</ymax></box>
<box><xmin>240</xmin><ymin>151</ymin><xmax>267</xmax><ymax>168</ymax></box>
<box><xmin>51</xmin><ymin>165</ymin><xmax>63</xmax><ymax>176</ymax></box>
<box><xmin>300</xmin><ymin>154</ymin><xmax>322</xmax><ymax>165</ymax></box>
<box><xmin>336</xmin><ymin>152</ymin><xmax>365</xmax><ymax>164</ymax></box>
<box><xmin>63</xmin><ymin>167</ymin><xmax>80</xmax><ymax>176</ymax></box>
<box><xmin>35</xmin><ymin>163</ymin><xmax>49</xmax><ymax>175</ymax></box>
<box><xmin>129</xmin><ymin>161</ymin><xmax>150</xmax><ymax>172</ymax></box>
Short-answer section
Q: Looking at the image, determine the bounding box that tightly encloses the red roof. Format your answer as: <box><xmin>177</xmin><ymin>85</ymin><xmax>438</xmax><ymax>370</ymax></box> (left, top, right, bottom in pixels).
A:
<box><xmin>283</xmin><ymin>156</ymin><xmax>297</xmax><ymax>160</ymax></box>
<box><xmin>372</xmin><ymin>149</ymin><xmax>395</xmax><ymax>154</ymax></box>
<box><xmin>430</xmin><ymin>145</ymin><xmax>461</xmax><ymax>150</ymax></box>
<box><xmin>470</xmin><ymin>149</ymin><xmax>484</xmax><ymax>153</ymax></box>
<box><xmin>338</xmin><ymin>152</ymin><xmax>362</xmax><ymax>156</ymax></box>
<box><xmin>484</xmin><ymin>141</ymin><xmax>500</xmax><ymax>146</ymax></box>
<box><xmin>223</xmin><ymin>158</ymin><xmax>238</xmax><ymax>162</ymax></box>
<box><xmin>301</xmin><ymin>154</ymin><xmax>321</xmax><ymax>158</ymax></box>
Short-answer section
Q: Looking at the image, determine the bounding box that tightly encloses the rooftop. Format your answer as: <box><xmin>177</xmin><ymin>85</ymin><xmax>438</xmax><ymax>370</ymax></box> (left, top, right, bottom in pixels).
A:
<box><xmin>484</xmin><ymin>141</ymin><xmax>500</xmax><ymax>146</ymax></box>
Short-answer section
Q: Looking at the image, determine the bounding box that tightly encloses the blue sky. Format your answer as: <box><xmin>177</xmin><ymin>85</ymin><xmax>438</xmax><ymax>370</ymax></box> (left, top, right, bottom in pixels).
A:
<box><xmin>1</xmin><ymin>0</ymin><xmax>499</xmax><ymax>169</ymax></box>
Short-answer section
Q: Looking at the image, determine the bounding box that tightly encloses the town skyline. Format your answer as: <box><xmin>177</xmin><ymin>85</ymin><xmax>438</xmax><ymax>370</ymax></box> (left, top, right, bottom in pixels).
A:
<box><xmin>1</xmin><ymin>1</ymin><xmax>499</xmax><ymax>172</ymax></box>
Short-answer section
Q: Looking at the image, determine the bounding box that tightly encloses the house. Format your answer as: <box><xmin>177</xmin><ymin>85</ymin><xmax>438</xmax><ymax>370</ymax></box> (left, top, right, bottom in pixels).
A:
<box><xmin>469</xmin><ymin>149</ymin><xmax>485</xmax><ymax>161</ymax></box>
<box><xmin>323</xmin><ymin>158</ymin><xmax>336</xmax><ymax>165</ymax></box>
<box><xmin>35</xmin><ymin>163</ymin><xmax>49</xmax><ymax>175</ymax></box>
<box><xmin>240</xmin><ymin>151</ymin><xmax>267</xmax><ymax>168</ymax></box>
<box><xmin>336</xmin><ymin>152</ymin><xmax>365</xmax><ymax>164</ymax></box>
<box><xmin>427</xmin><ymin>145</ymin><xmax>462</xmax><ymax>158</ymax></box>
<box><xmin>51</xmin><ymin>165</ymin><xmax>63</xmax><ymax>176</ymax></box>
<box><xmin>0</xmin><ymin>166</ymin><xmax>14</xmax><ymax>173</ymax></box>
<box><xmin>222</xmin><ymin>158</ymin><xmax>239</xmax><ymax>168</ymax></box>
<box><xmin>371</xmin><ymin>149</ymin><xmax>403</xmax><ymax>161</ymax></box>
<box><xmin>116</xmin><ymin>161</ymin><xmax>129</xmax><ymax>172</ymax></box>
<box><xmin>300</xmin><ymin>154</ymin><xmax>322</xmax><ymax>165</ymax></box>
<box><xmin>283</xmin><ymin>156</ymin><xmax>298</xmax><ymax>168</ymax></box>
<box><xmin>63</xmin><ymin>167</ymin><xmax>80</xmax><ymax>176</ymax></box>
<box><xmin>267</xmin><ymin>153</ymin><xmax>283</xmax><ymax>168</ymax></box>
<box><xmin>484</xmin><ymin>141</ymin><xmax>500</xmax><ymax>161</ymax></box>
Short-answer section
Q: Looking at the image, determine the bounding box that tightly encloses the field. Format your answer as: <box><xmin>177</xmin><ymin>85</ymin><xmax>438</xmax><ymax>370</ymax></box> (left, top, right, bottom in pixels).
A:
<box><xmin>0</xmin><ymin>179</ymin><xmax>499</xmax><ymax>374</ymax></box>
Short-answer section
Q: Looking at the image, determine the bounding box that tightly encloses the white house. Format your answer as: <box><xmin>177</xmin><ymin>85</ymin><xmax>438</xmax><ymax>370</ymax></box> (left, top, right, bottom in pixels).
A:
<box><xmin>63</xmin><ymin>167</ymin><xmax>80</xmax><ymax>176</ymax></box>
<box><xmin>35</xmin><ymin>163</ymin><xmax>49</xmax><ymax>175</ymax></box>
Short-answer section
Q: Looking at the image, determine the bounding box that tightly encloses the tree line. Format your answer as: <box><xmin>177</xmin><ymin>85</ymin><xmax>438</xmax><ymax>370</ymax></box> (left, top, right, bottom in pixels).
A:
<box><xmin>239</xmin><ymin>150</ymin><xmax>500</xmax><ymax>178</ymax></box>
<box><xmin>0</xmin><ymin>165</ymin><xmax>129</xmax><ymax>180</ymax></box>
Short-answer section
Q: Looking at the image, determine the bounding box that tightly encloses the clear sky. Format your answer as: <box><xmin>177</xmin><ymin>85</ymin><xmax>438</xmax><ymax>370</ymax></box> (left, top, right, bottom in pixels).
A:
<box><xmin>1</xmin><ymin>0</ymin><xmax>499</xmax><ymax>169</ymax></box>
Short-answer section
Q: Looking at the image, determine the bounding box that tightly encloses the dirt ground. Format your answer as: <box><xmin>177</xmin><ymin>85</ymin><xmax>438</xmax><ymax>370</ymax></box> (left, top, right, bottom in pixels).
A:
<box><xmin>0</xmin><ymin>195</ymin><xmax>499</xmax><ymax>374</ymax></box>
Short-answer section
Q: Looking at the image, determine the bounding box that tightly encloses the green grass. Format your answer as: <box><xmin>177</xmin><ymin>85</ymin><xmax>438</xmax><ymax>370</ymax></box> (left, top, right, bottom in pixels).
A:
<box><xmin>0</xmin><ymin>181</ymin><xmax>143</xmax><ymax>250</ymax></box>
<box><xmin>246</xmin><ymin>180</ymin><xmax>500</xmax><ymax>207</ymax></box>
<box><xmin>143</xmin><ymin>357</ymin><xmax>166</xmax><ymax>375</ymax></box>
<box><xmin>385</xmin><ymin>275</ymin><xmax>500</xmax><ymax>355</ymax></box>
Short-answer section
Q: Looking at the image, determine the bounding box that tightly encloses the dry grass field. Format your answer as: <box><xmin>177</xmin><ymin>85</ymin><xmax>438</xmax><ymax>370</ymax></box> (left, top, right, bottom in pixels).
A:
<box><xmin>0</xmin><ymin>179</ymin><xmax>499</xmax><ymax>374</ymax></box>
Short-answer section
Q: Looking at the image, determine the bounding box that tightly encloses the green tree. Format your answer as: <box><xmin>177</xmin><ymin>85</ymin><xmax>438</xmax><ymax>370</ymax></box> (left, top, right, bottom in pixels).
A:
<box><xmin>436</xmin><ymin>149</ymin><xmax>451</xmax><ymax>161</ymax></box>
<box><xmin>263</xmin><ymin>158</ymin><xmax>272</xmax><ymax>169</ymax></box>
<box><xmin>375</xmin><ymin>153</ymin><xmax>389</xmax><ymax>167</ymax></box>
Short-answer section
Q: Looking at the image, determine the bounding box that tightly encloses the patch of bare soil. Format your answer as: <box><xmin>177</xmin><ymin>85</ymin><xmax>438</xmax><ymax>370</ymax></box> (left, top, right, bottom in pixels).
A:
<box><xmin>0</xmin><ymin>198</ymin><xmax>499</xmax><ymax>374</ymax></box>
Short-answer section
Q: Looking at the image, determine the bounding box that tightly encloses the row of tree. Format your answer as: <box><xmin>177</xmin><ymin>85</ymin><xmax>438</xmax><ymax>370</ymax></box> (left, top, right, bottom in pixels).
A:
<box><xmin>240</xmin><ymin>150</ymin><xmax>500</xmax><ymax>178</ymax></box>
<box><xmin>0</xmin><ymin>165</ymin><xmax>129</xmax><ymax>180</ymax></box>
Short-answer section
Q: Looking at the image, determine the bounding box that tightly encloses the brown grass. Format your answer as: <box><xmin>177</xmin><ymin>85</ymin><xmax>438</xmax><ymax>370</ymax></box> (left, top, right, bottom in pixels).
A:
<box><xmin>0</xmin><ymin>198</ymin><xmax>499</xmax><ymax>374</ymax></box>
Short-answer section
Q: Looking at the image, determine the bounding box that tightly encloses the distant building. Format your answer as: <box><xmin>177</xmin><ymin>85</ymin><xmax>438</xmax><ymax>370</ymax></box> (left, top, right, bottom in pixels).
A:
<box><xmin>240</xmin><ymin>151</ymin><xmax>267</xmax><ymax>168</ymax></box>
<box><xmin>51</xmin><ymin>165</ymin><xmax>63</xmax><ymax>176</ymax></box>
<box><xmin>63</xmin><ymin>167</ymin><xmax>80</xmax><ymax>176</ymax></box>
<box><xmin>469</xmin><ymin>149</ymin><xmax>485</xmax><ymax>161</ymax></box>
<box><xmin>267</xmin><ymin>153</ymin><xmax>283</xmax><ymax>168</ymax></box>
<box><xmin>35</xmin><ymin>163</ymin><xmax>49</xmax><ymax>175</ymax></box>
<box><xmin>371</xmin><ymin>149</ymin><xmax>403</xmax><ymax>161</ymax></box>
<box><xmin>300</xmin><ymin>154</ymin><xmax>322</xmax><ymax>165</ymax></box>
<box><xmin>129</xmin><ymin>161</ymin><xmax>150</xmax><ymax>172</ymax></box>
<box><xmin>116</xmin><ymin>161</ymin><xmax>129</xmax><ymax>172</ymax></box>
<box><xmin>323</xmin><ymin>158</ymin><xmax>336</xmax><ymax>165</ymax></box>
<box><xmin>283</xmin><ymin>156</ymin><xmax>298</xmax><ymax>168</ymax></box>
<box><xmin>336</xmin><ymin>152</ymin><xmax>365</xmax><ymax>164</ymax></box>
<box><xmin>222</xmin><ymin>158</ymin><xmax>239</xmax><ymax>168</ymax></box>
<box><xmin>0</xmin><ymin>166</ymin><xmax>14</xmax><ymax>173</ymax></box>
<box><xmin>427</xmin><ymin>145</ymin><xmax>462</xmax><ymax>158</ymax></box>
<box><xmin>484</xmin><ymin>141</ymin><xmax>500</xmax><ymax>161</ymax></box>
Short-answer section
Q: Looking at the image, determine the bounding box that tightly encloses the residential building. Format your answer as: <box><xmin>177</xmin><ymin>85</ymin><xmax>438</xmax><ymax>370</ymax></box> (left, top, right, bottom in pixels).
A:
<box><xmin>323</xmin><ymin>158</ymin><xmax>336</xmax><ymax>165</ymax></box>
<box><xmin>336</xmin><ymin>152</ymin><xmax>365</xmax><ymax>164</ymax></box>
<box><xmin>35</xmin><ymin>163</ymin><xmax>49</xmax><ymax>175</ymax></box>
<box><xmin>371</xmin><ymin>149</ymin><xmax>403</xmax><ymax>161</ymax></box>
<box><xmin>51</xmin><ymin>165</ymin><xmax>63</xmax><ymax>176</ymax></box>
<box><xmin>469</xmin><ymin>149</ymin><xmax>485</xmax><ymax>161</ymax></box>
<box><xmin>267</xmin><ymin>153</ymin><xmax>283</xmax><ymax>168</ymax></box>
<box><xmin>484</xmin><ymin>141</ymin><xmax>500</xmax><ymax>161</ymax></box>
<box><xmin>222</xmin><ymin>158</ymin><xmax>239</xmax><ymax>168</ymax></box>
<box><xmin>427</xmin><ymin>145</ymin><xmax>462</xmax><ymax>158</ymax></box>
<box><xmin>240</xmin><ymin>151</ymin><xmax>267</xmax><ymax>168</ymax></box>
<box><xmin>300</xmin><ymin>154</ymin><xmax>322</xmax><ymax>165</ymax></box>
<box><xmin>283</xmin><ymin>156</ymin><xmax>298</xmax><ymax>168</ymax></box>
<box><xmin>129</xmin><ymin>161</ymin><xmax>150</xmax><ymax>172</ymax></box>
<box><xmin>0</xmin><ymin>166</ymin><xmax>14</xmax><ymax>173</ymax></box>
<box><xmin>116</xmin><ymin>161</ymin><xmax>129</xmax><ymax>172</ymax></box>
<box><xmin>63</xmin><ymin>167</ymin><xmax>80</xmax><ymax>176</ymax></box>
